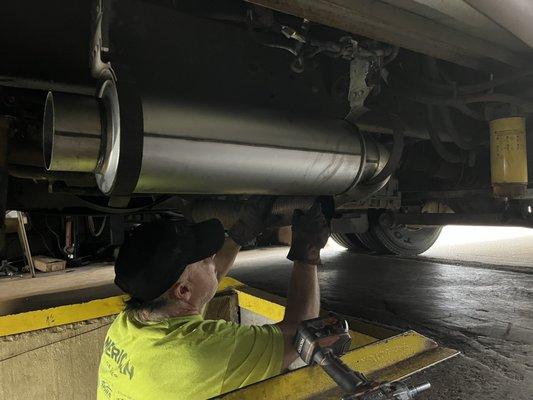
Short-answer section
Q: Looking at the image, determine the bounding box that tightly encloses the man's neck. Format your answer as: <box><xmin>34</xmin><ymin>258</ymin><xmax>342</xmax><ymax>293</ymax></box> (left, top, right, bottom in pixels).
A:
<box><xmin>137</xmin><ymin>301</ymin><xmax>200</xmax><ymax>323</ymax></box>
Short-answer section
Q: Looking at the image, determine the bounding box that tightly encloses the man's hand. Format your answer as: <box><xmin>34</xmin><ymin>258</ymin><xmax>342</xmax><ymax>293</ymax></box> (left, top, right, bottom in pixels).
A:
<box><xmin>228</xmin><ymin>196</ymin><xmax>278</xmax><ymax>246</ymax></box>
<box><xmin>287</xmin><ymin>201</ymin><xmax>330</xmax><ymax>265</ymax></box>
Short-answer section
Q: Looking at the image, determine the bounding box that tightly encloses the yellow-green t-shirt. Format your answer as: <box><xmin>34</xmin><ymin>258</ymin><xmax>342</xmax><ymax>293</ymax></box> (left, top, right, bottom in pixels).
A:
<box><xmin>97</xmin><ymin>312</ymin><xmax>284</xmax><ymax>400</ymax></box>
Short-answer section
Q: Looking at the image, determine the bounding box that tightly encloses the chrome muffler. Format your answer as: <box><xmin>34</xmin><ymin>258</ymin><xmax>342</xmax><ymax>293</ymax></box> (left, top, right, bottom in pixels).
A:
<box><xmin>43</xmin><ymin>80</ymin><xmax>388</xmax><ymax>196</ymax></box>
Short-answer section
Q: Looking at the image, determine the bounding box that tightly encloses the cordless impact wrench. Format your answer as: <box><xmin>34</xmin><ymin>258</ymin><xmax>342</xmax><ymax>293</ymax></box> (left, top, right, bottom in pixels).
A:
<box><xmin>294</xmin><ymin>314</ymin><xmax>432</xmax><ymax>400</ymax></box>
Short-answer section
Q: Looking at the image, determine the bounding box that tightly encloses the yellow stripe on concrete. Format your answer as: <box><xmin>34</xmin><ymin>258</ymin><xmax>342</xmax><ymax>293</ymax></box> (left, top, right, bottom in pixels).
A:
<box><xmin>220</xmin><ymin>331</ymin><xmax>458</xmax><ymax>400</ymax></box>
<box><xmin>347</xmin><ymin>329</ymin><xmax>378</xmax><ymax>349</ymax></box>
<box><xmin>0</xmin><ymin>295</ymin><xmax>127</xmax><ymax>337</ymax></box>
<box><xmin>341</xmin><ymin>330</ymin><xmax>438</xmax><ymax>377</ymax></box>
<box><xmin>217</xmin><ymin>276</ymin><xmax>245</xmax><ymax>292</ymax></box>
<box><xmin>0</xmin><ymin>277</ymin><xmax>242</xmax><ymax>337</ymax></box>
<box><xmin>235</xmin><ymin>285</ymin><xmax>378</xmax><ymax>348</ymax></box>
<box><xmin>237</xmin><ymin>289</ymin><xmax>286</xmax><ymax>322</ymax></box>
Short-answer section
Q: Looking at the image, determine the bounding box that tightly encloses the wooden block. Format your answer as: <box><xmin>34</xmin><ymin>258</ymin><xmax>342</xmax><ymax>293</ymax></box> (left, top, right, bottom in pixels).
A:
<box><xmin>33</xmin><ymin>256</ymin><xmax>67</xmax><ymax>272</ymax></box>
<box><xmin>204</xmin><ymin>293</ymin><xmax>238</xmax><ymax>322</ymax></box>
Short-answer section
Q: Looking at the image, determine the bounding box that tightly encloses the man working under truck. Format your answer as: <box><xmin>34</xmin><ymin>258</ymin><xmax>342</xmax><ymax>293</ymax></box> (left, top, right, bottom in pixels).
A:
<box><xmin>97</xmin><ymin>198</ymin><xmax>330</xmax><ymax>399</ymax></box>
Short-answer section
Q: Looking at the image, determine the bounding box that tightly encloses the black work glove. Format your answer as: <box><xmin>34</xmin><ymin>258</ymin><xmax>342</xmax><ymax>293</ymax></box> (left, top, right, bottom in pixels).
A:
<box><xmin>229</xmin><ymin>196</ymin><xmax>278</xmax><ymax>246</ymax></box>
<box><xmin>287</xmin><ymin>201</ymin><xmax>331</xmax><ymax>265</ymax></box>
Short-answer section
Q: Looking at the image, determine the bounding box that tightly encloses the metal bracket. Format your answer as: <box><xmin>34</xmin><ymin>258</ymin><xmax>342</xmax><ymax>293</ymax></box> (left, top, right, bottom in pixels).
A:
<box><xmin>337</xmin><ymin>179</ymin><xmax>401</xmax><ymax>211</ymax></box>
<box><xmin>346</xmin><ymin>57</ymin><xmax>373</xmax><ymax>122</ymax></box>
<box><xmin>331</xmin><ymin>212</ymin><xmax>369</xmax><ymax>234</ymax></box>
<box><xmin>91</xmin><ymin>0</ymin><xmax>116</xmax><ymax>82</ymax></box>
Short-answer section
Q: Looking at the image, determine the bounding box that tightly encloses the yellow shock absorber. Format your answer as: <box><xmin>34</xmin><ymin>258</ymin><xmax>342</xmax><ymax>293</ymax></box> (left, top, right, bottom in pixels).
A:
<box><xmin>490</xmin><ymin>116</ymin><xmax>528</xmax><ymax>198</ymax></box>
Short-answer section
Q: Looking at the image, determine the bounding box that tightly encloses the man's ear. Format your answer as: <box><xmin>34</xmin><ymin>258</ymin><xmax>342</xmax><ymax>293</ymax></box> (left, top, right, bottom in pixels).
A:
<box><xmin>168</xmin><ymin>280</ymin><xmax>192</xmax><ymax>302</ymax></box>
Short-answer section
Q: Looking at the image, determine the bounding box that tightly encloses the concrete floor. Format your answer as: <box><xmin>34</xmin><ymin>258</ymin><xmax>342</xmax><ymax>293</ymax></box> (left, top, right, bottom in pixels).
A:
<box><xmin>231</xmin><ymin>243</ymin><xmax>533</xmax><ymax>400</ymax></box>
<box><xmin>0</xmin><ymin>263</ymin><xmax>119</xmax><ymax>315</ymax></box>
<box><xmin>421</xmin><ymin>225</ymin><xmax>533</xmax><ymax>271</ymax></box>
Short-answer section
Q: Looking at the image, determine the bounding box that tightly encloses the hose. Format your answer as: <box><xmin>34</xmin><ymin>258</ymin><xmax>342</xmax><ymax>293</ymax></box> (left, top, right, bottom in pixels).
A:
<box><xmin>437</xmin><ymin>106</ymin><xmax>478</xmax><ymax>150</ymax></box>
<box><xmin>452</xmin><ymin>103</ymin><xmax>485</xmax><ymax>121</ymax></box>
<box><xmin>403</xmin><ymin>90</ymin><xmax>485</xmax><ymax>120</ymax></box>
<box><xmin>75</xmin><ymin>195</ymin><xmax>174</xmax><ymax>214</ymax></box>
<box><xmin>87</xmin><ymin>216</ymin><xmax>107</xmax><ymax>237</ymax></box>
<box><xmin>398</xmin><ymin>71</ymin><xmax>533</xmax><ymax>117</ymax></box>
<box><xmin>462</xmin><ymin>93</ymin><xmax>533</xmax><ymax>112</ymax></box>
<box><xmin>420</xmin><ymin>69</ymin><xmax>533</xmax><ymax>95</ymax></box>
<box><xmin>426</xmin><ymin>106</ymin><xmax>463</xmax><ymax>163</ymax></box>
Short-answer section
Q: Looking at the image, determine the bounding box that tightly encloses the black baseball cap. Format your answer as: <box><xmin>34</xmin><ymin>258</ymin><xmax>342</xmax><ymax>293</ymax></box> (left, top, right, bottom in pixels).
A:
<box><xmin>114</xmin><ymin>218</ymin><xmax>225</xmax><ymax>302</ymax></box>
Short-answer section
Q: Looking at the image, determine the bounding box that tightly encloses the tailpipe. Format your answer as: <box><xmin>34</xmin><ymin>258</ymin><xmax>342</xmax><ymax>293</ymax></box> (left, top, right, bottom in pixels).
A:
<box><xmin>43</xmin><ymin>91</ymin><xmax>102</xmax><ymax>172</ymax></box>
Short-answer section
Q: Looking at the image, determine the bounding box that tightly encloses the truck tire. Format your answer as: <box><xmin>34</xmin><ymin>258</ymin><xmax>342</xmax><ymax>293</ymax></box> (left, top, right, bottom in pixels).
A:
<box><xmin>332</xmin><ymin>212</ymin><xmax>442</xmax><ymax>256</ymax></box>
<box><xmin>330</xmin><ymin>233</ymin><xmax>370</xmax><ymax>252</ymax></box>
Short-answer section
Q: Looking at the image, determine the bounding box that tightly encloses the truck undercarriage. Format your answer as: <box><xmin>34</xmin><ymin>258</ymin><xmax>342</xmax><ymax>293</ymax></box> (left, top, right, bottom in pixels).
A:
<box><xmin>2</xmin><ymin>0</ymin><xmax>533</xmax><ymax>268</ymax></box>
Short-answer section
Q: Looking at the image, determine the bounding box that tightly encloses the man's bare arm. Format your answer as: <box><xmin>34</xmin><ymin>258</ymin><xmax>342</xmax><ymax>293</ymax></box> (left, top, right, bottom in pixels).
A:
<box><xmin>275</xmin><ymin>202</ymin><xmax>330</xmax><ymax>370</ymax></box>
<box><xmin>276</xmin><ymin>261</ymin><xmax>320</xmax><ymax>369</ymax></box>
<box><xmin>214</xmin><ymin>237</ymin><xmax>241</xmax><ymax>282</ymax></box>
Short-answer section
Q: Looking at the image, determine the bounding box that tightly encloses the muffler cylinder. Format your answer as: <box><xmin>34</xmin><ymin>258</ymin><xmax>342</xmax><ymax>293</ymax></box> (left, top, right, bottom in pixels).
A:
<box><xmin>43</xmin><ymin>84</ymin><xmax>388</xmax><ymax>196</ymax></box>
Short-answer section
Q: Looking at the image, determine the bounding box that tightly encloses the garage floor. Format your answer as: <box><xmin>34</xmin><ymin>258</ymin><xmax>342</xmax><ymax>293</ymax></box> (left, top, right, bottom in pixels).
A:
<box><xmin>231</xmin><ymin>241</ymin><xmax>533</xmax><ymax>400</ymax></box>
<box><xmin>0</xmin><ymin>263</ymin><xmax>118</xmax><ymax>315</ymax></box>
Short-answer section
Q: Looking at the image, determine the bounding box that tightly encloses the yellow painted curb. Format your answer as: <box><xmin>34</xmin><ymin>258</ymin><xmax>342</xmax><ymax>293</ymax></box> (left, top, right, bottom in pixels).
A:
<box><xmin>220</xmin><ymin>331</ymin><xmax>459</xmax><ymax>400</ymax></box>
<box><xmin>237</xmin><ymin>290</ymin><xmax>286</xmax><ymax>322</ymax></box>
<box><xmin>217</xmin><ymin>276</ymin><xmax>245</xmax><ymax>292</ymax></box>
<box><xmin>0</xmin><ymin>295</ymin><xmax>127</xmax><ymax>337</ymax></box>
<box><xmin>0</xmin><ymin>277</ymin><xmax>244</xmax><ymax>337</ymax></box>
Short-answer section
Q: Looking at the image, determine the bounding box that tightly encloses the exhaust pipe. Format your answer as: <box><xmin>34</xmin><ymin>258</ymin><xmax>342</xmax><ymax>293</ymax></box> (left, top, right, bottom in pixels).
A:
<box><xmin>43</xmin><ymin>92</ymin><xmax>102</xmax><ymax>172</ymax></box>
<box><xmin>191</xmin><ymin>196</ymin><xmax>326</xmax><ymax>228</ymax></box>
<box><xmin>43</xmin><ymin>80</ymin><xmax>389</xmax><ymax>196</ymax></box>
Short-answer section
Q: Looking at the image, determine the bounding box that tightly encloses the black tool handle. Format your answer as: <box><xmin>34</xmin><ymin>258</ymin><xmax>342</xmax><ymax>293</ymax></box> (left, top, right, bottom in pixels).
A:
<box><xmin>315</xmin><ymin>349</ymin><xmax>367</xmax><ymax>393</ymax></box>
